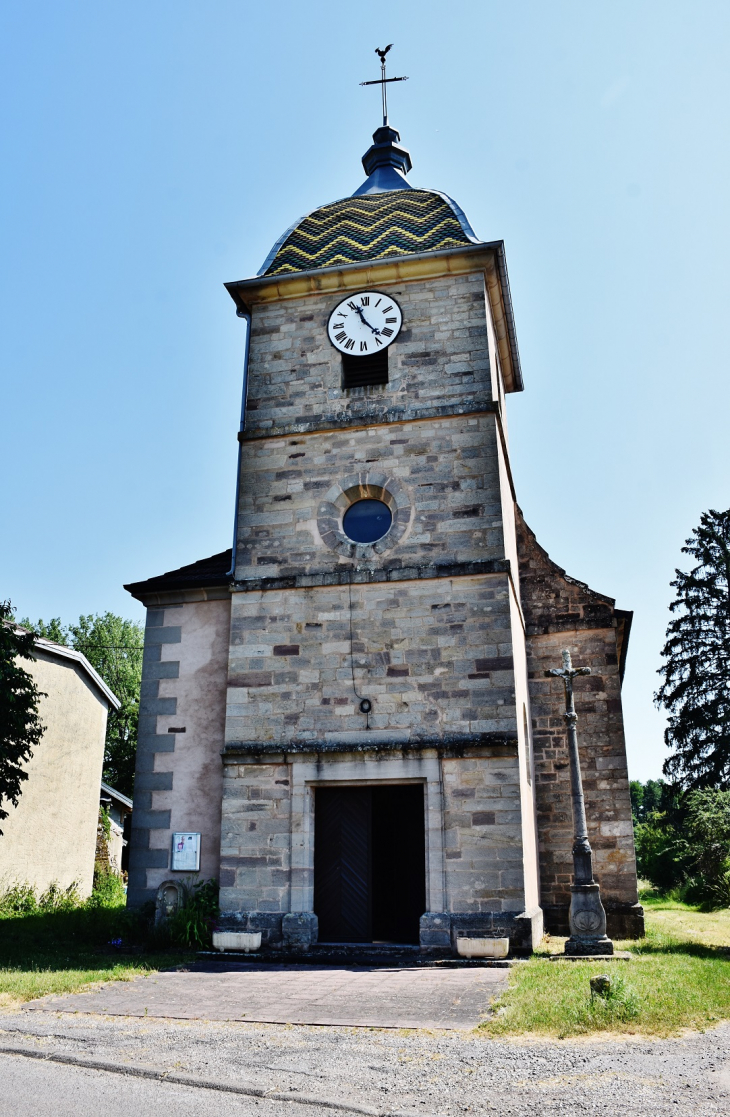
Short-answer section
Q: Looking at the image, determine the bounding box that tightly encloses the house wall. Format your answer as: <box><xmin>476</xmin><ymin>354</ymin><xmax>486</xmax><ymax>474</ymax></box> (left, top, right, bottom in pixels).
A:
<box><xmin>0</xmin><ymin>651</ymin><xmax>109</xmax><ymax>897</ymax></box>
<box><xmin>127</xmin><ymin>596</ymin><xmax>230</xmax><ymax>906</ymax></box>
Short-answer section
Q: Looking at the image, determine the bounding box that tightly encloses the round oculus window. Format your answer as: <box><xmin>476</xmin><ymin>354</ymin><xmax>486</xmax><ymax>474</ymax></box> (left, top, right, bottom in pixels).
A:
<box><xmin>342</xmin><ymin>499</ymin><xmax>392</xmax><ymax>544</ymax></box>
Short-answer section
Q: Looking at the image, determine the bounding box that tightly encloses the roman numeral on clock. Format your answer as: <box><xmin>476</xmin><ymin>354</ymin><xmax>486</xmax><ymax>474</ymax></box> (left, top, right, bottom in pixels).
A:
<box><xmin>382</xmin><ymin>305</ymin><xmax>393</xmax><ymax>314</ymax></box>
<box><xmin>344</xmin><ymin>338</ymin><xmax>355</xmax><ymax>350</ymax></box>
<box><xmin>381</xmin><ymin>327</ymin><xmax>393</xmax><ymax>338</ymax></box>
<box><xmin>360</xmin><ymin>296</ymin><xmax>370</xmax><ymax>305</ymax></box>
<box><xmin>335</xmin><ymin>331</ymin><xmax>348</xmax><ymax>343</ymax></box>
<box><xmin>360</xmin><ymin>341</ymin><xmax>368</xmax><ymax>352</ymax></box>
<box><xmin>385</xmin><ymin>317</ymin><xmax>397</xmax><ymax>324</ymax></box>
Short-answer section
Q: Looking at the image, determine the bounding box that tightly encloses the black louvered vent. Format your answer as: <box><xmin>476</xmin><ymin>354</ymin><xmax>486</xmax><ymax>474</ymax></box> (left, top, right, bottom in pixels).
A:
<box><xmin>342</xmin><ymin>350</ymin><xmax>389</xmax><ymax>389</ymax></box>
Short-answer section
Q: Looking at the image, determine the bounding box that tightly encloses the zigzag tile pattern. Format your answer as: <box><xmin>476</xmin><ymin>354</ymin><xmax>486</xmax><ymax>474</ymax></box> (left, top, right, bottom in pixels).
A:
<box><xmin>265</xmin><ymin>190</ymin><xmax>471</xmax><ymax>276</ymax></box>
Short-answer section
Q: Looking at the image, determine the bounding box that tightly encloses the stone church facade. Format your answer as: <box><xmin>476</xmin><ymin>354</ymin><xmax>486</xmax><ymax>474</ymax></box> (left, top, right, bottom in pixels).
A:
<box><xmin>125</xmin><ymin>122</ymin><xmax>643</xmax><ymax>950</ymax></box>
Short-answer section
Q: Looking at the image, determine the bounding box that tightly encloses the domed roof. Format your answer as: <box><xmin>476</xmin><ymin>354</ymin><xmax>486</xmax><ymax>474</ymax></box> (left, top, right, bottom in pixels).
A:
<box><xmin>258</xmin><ymin>124</ymin><xmax>479</xmax><ymax>277</ymax></box>
<box><xmin>262</xmin><ymin>189</ymin><xmax>477</xmax><ymax>277</ymax></box>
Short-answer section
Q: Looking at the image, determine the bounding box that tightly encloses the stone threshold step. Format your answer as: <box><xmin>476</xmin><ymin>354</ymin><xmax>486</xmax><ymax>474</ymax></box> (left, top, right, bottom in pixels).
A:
<box><xmin>195</xmin><ymin>950</ymin><xmax>521</xmax><ymax>969</ymax></box>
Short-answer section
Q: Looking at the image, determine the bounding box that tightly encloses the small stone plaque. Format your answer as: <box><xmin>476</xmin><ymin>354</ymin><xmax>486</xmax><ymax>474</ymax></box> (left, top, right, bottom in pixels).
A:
<box><xmin>171</xmin><ymin>832</ymin><xmax>201</xmax><ymax>871</ymax></box>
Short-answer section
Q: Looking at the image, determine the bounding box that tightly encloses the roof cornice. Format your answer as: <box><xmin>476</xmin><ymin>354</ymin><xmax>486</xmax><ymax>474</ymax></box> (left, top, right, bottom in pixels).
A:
<box><xmin>30</xmin><ymin>637</ymin><xmax>121</xmax><ymax>710</ymax></box>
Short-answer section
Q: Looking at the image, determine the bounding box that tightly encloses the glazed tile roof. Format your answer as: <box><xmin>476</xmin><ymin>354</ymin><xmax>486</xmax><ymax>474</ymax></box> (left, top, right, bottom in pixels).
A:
<box><xmin>264</xmin><ymin>190</ymin><xmax>474</xmax><ymax>276</ymax></box>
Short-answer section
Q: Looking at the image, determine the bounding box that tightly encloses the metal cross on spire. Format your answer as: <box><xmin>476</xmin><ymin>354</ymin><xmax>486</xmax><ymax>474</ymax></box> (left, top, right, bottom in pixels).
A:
<box><xmin>360</xmin><ymin>44</ymin><xmax>409</xmax><ymax>127</ymax></box>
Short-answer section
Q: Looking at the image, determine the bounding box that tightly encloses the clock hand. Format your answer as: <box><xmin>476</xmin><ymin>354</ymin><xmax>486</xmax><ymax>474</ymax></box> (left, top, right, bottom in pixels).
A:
<box><xmin>353</xmin><ymin>305</ymin><xmax>381</xmax><ymax>335</ymax></box>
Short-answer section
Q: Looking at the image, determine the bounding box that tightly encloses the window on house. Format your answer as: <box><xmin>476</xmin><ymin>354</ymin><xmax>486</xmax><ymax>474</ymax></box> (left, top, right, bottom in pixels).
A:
<box><xmin>342</xmin><ymin>349</ymin><xmax>388</xmax><ymax>389</ymax></box>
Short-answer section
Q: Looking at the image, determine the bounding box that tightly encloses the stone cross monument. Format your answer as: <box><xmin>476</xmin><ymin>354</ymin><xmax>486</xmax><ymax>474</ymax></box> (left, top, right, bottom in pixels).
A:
<box><xmin>546</xmin><ymin>650</ymin><xmax>614</xmax><ymax>956</ymax></box>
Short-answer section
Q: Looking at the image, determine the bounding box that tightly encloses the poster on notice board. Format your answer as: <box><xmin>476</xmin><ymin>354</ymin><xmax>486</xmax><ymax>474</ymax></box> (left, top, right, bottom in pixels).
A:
<box><xmin>171</xmin><ymin>832</ymin><xmax>201</xmax><ymax>871</ymax></box>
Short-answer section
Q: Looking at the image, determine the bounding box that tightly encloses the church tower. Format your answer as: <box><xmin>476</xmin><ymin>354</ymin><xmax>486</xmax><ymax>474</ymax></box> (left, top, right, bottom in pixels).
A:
<box><xmin>217</xmin><ymin>98</ymin><xmax>543</xmax><ymax>949</ymax></box>
<box><xmin>125</xmin><ymin>67</ymin><xmax>642</xmax><ymax>949</ymax></box>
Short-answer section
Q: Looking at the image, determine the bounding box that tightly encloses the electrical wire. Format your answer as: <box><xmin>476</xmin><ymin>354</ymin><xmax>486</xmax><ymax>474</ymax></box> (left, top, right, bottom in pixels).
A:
<box><xmin>347</xmin><ymin>570</ymin><xmax>371</xmax><ymax>728</ymax></box>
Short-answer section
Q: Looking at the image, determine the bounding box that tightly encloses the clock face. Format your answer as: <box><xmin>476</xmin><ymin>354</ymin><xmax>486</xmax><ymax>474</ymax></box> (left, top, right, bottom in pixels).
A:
<box><xmin>327</xmin><ymin>291</ymin><xmax>403</xmax><ymax>356</ymax></box>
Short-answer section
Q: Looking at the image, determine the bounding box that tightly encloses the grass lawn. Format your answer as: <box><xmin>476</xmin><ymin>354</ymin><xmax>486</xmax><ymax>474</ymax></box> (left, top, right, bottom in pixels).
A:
<box><xmin>481</xmin><ymin>893</ymin><xmax>730</xmax><ymax>1038</ymax></box>
<box><xmin>0</xmin><ymin>904</ymin><xmax>191</xmax><ymax>1009</ymax></box>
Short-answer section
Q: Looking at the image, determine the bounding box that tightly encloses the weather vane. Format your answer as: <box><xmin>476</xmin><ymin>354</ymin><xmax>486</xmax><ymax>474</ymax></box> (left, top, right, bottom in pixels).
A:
<box><xmin>360</xmin><ymin>44</ymin><xmax>408</xmax><ymax>127</ymax></box>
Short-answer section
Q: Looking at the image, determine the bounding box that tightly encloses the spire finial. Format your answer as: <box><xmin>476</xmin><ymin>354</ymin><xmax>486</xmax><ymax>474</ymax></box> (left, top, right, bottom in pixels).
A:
<box><xmin>360</xmin><ymin>44</ymin><xmax>408</xmax><ymax>127</ymax></box>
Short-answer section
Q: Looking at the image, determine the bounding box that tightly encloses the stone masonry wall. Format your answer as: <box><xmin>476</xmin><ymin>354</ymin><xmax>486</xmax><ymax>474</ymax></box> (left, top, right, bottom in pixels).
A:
<box><xmin>243</xmin><ymin>272</ymin><xmax>492</xmax><ymax>437</ymax></box>
<box><xmin>226</xmin><ymin>574</ymin><xmax>518</xmax><ymax>747</ymax></box>
<box><xmin>442</xmin><ymin>751</ymin><xmax>525</xmax><ymax>913</ymax></box>
<box><xmin>219</xmin><ymin>760</ymin><xmax>291</xmax><ymax>915</ymax></box>
<box><xmin>236</xmin><ymin>413</ymin><xmax>506</xmax><ymax>580</ymax></box>
<box><xmin>515</xmin><ymin>510</ymin><xmax>641</xmax><ymax>936</ymax></box>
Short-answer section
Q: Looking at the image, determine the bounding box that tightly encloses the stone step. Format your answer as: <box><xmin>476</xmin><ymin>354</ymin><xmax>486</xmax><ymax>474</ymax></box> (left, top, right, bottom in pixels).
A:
<box><xmin>195</xmin><ymin>945</ymin><xmax>520</xmax><ymax>969</ymax></box>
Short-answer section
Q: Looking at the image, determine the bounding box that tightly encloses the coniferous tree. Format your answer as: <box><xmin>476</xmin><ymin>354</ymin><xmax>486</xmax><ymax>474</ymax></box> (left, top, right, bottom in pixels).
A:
<box><xmin>0</xmin><ymin>601</ymin><xmax>45</xmax><ymax>833</ymax></box>
<box><xmin>655</xmin><ymin>508</ymin><xmax>730</xmax><ymax>789</ymax></box>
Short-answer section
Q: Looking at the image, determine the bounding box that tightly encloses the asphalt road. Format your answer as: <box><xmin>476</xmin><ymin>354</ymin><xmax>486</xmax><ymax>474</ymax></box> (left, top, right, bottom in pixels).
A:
<box><xmin>0</xmin><ymin>1052</ymin><xmax>337</xmax><ymax>1117</ymax></box>
<box><xmin>1</xmin><ymin>1008</ymin><xmax>729</xmax><ymax>1115</ymax></box>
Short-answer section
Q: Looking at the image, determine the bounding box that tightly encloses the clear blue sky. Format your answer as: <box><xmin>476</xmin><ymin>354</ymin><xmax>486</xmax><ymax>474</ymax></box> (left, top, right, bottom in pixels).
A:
<box><xmin>2</xmin><ymin>1</ymin><xmax>729</xmax><ymax>782</ymax></box>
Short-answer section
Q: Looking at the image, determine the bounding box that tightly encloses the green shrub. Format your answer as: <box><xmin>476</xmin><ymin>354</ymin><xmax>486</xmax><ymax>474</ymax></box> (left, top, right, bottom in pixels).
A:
<box><xmin>584</xmin><ymin>972</ymin><xmax>641</xmax><ymax>1024</ymax></box>
<box><xmin>88</xmin><ymin>869</ymin><xmax>127</xmax><ymax>909</ymax></box>
<box><xmin>634</xmin><ymin>816</ymin><xmax>688</xmax><ymax>892</ymax></box>
<box><xmin>166</xmin><ymin>879</ymin><xmax>219</xmax><ymax>949</ymax></box>
<box><xmin>632</xmin><ymin>783</ymin><xmax>730</xmax><ymax>907</ymax></box>
<box><xmin>677</xmin><ymin>789</ymin><xmax>730</xmax><ymax>908</ymax></box>
<box><xmin>0</xmin><ymin>881</ymin><xmax>40</xmax><ymax>917</ymax></box>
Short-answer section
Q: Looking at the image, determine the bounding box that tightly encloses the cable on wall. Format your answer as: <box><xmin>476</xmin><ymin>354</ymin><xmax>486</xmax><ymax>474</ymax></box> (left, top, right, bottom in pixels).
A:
<box><xmin>347</xmin><ymin>571</ymin><xmax>372</xmax><ymax>728</ymax></box>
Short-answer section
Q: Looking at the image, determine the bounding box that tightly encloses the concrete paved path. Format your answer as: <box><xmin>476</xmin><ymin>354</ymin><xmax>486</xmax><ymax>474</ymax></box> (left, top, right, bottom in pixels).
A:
<box><xmin>26</xmin><ymin>962</ymin><xmax>508</xmax><ymax>1030</ymax></box>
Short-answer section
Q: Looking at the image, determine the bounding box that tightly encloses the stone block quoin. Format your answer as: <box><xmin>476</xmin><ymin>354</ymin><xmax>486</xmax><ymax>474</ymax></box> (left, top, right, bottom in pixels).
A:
<box><xmin>127</xmin><ymin>606</ymin><xmax>180</xmax><ymax>907</ymax></box>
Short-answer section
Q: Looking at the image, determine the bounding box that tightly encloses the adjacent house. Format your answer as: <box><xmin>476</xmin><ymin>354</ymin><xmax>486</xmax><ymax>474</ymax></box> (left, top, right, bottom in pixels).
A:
<box><xmin>100</xmin><ymin>781</ymin><xmax>133</xmax><ymax>873</ymax></box>
<box><xmin>0</xmin><ymin>633</ymin><xmax>120</xmax><ymax>897</ymax></box>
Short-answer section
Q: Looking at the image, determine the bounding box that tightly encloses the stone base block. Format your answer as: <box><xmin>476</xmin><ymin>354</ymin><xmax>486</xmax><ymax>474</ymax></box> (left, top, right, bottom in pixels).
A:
<box><xmin>564</xmin><ymin>935</ymin><xmax>613</xmax><ymax>956</ymax></box>
<box><xmin>215</xmin><ymin>910</ymin><xmax>319</xmax><ymax>950</ymax></box>
<box><xmin>282</xmin><ymin>912</ymin><xmax>318</xmax><ymax>951</ymax></box>
<box><xmin>217</xmin><ymin>911</ymin><xmax>283</xmax><ymax>946</ymax></box>
<box><xmin>543</xmin><ymin>902</ymin><xmax>645</xmax><ymax>940</ymax></box>
<box><xmin>419</xmin><ymin>912</ymin><xmax>452</xmax><ymax>950</ymax></box>
<box><xmin>421</xmin><ymin>908</ymin><xmax>543</xmax><ymax>955</ymax></box>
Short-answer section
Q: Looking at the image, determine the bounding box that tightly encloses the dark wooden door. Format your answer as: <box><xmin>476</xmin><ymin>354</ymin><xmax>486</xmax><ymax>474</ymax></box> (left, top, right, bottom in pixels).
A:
<box><xmin>314</xmin><ymin>787</ymin><xmax>372</xmax><ymax>942</ymax></box>
<box><xmin>372</xmin><ymin>785</ymin><xmax>426</xmax><ymax>944</ymax></box>
<box><xmin>314</xmin><ymin>785</ymin><xmax>426</xmax><ymax>945</ymax></box>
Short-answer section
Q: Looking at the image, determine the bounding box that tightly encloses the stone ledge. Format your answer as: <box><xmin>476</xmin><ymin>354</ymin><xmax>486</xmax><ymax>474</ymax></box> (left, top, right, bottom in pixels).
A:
<box><xmin>222</xmin><ymin>732</ymin><xmax>519</xmax><ymax>759</ymax></box>
<box><xmin>231</xmin><ymin>558</ymin><xmax>511</xmax><ymax>594</ymax></box>
<box><xmin>239</xmin><ymin>400</ymin><xmax>499</xmax><ymax>441</ymax></box>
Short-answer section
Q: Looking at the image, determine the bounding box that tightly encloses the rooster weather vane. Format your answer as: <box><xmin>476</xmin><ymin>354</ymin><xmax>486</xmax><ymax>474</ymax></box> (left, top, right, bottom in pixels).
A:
<box><xmin>360</xmin><ymin>44</ymin><xmax>408</xmax><ymax>127</ymax></box>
